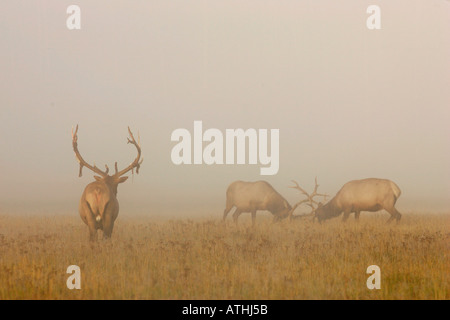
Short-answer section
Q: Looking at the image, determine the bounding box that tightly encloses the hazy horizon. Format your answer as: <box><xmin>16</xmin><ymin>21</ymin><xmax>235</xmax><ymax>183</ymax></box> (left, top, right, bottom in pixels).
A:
<box><xmin>1</xmin><ymin>1</ymin><xmax>449</xmax><ymax>217</ymax></box>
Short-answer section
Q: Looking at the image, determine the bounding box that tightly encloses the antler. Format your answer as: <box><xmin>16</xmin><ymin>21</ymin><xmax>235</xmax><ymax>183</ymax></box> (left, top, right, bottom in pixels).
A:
<box><xmin>289</xmin><ymin>177</ymin><xmax>328</xmax><ymax>219</ymax></box>
<box><xmin>72</xmin><ymin>125</ymin><xmax>109</xmax><ymax>177</ymax></box>
<box><xmin>114</xmin><ymin>127</ymin><xmax>143</xmax><ymax>177</ymax></box>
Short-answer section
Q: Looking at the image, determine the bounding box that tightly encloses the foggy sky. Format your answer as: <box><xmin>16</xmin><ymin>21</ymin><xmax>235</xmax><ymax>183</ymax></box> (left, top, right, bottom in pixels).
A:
<box><xmin>0</xmin><ymin>0</ymin><xmax>449</xmax><ymax>217</ymax></box>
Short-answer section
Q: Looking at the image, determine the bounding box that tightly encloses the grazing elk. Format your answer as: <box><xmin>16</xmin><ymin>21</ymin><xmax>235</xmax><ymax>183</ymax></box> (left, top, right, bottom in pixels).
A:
<box><xmin>223</xmin><ymin>181</ymin><xmax>294</xmax><ymax>226</ymax></box>
<box><xmin>72</xmin><ymin>125</ymin><xmax>143</xmax><ymax>241</ymax></box>
<box><xmin>314</xmin><ymin>178</ymin><xmax>402</xmax><ymax>223</ymax></box>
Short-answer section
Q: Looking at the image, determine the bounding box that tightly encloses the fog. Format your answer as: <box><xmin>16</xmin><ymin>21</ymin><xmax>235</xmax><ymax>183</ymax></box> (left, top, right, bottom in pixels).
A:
<box><xmin>0</xmin><ymin>1</ymin><xmax>449</xmax><ymax>217</ymax></box>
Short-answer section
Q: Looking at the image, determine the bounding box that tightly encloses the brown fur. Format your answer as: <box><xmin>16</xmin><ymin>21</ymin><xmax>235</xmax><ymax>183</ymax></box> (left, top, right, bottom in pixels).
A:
<box><xmin>79</xmin><ymin>176</ymin><xmax>127</xmax><ymax>241</ymax></box>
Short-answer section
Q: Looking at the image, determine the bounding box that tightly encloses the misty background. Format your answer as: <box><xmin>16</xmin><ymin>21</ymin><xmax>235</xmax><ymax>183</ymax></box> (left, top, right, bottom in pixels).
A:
<box><xmin>0</xmin><ymin>1</ymin><xmax>449</xmax><ymax>218</ymax></box>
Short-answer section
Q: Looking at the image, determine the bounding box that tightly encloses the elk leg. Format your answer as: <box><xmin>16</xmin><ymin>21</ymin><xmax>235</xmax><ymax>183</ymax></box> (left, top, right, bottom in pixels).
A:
<box><xmin>223</xmin><ymin>205</ymin><xmax>233</xmax><ymax>222</ymax></box>
<box><xmin>89</xmin><ymin>228</ymin><xmax>98</xmax><ymax>241</ymax></box>
<box><xmin>395</xmin><ymin>210</ymin><xmax>402</xmax><ymax>222</ymax></box>
<box><xmin>393</xmin><ymin>207</ymin><xmax>402</xmax><ymax>222</ymax></box>
<box><xmin>251</xmin><ymin>210</ymin><xmax>256</xmax><ymax>226</ymax></box>
<box><xmin>102</xmin><ymin>215</ymin><xmax>115</xmax><ymax>239</ymax></box>
<box><xmin>386</xmin><ymin>215</ymin><xmax>395</xmax><ymax>223</ymax></box>
<box><xmin>80</xmin><ymin>200</ymin><xmax>98</xmax><ymax>241</ymax></box>
<box><xmin>86</xmin><ymin>218</ymin><xmax>98</xmax><ymax>241</ymax></box>
<box><xmin>232</xmin><ymin>209</ymin><xmax>242</xmax><ymax>225</ymax></box>
<box><xmin>355</xmin><ymin>211</ymin><xmax>361</xmax><ymax>221</ymax></box>
<box><xmin>386</xmin><ymin>207</ymin><xmax>402</xmax><ymax>223</ymax></box>
<box><xmin>342</xmin><ymin>211</ymin><xmax>351</xmax><ymax>222</ymax></box>
<box><xmin>103</xmin><ymin>224</ymin><xmax>114</xmax><ymax>239</ymax></box>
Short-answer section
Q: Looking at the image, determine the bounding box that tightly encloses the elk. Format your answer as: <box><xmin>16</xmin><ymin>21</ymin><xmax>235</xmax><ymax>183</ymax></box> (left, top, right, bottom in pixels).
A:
<box><xmin>313</xmin><ymin>178</ymin><xmax>402</xmax><ymax>223</ymax></box>
<box><xmin>72</xmin><ymin>125</ymin><xmax>143</xmax><ymax>241</ymax></box>
<box><xmin>223</xmin><ymin>180</ymin><xmax>295</xmax><ymax>226</ymax></box>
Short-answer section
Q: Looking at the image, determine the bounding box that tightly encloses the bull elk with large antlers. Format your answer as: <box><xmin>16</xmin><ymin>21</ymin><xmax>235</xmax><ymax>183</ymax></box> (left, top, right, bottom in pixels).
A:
<box><xmin>72</xmin><ymin>125</ymin><xmax>143</xmax><ymax>241</ymax></box>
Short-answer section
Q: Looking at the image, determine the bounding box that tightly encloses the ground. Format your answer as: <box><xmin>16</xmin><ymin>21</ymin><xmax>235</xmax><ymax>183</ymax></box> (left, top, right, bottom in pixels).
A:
<box><xmin>0</xmin><ymin>213</ymin><xmax>448</xmax><ymax>299</ymax></box>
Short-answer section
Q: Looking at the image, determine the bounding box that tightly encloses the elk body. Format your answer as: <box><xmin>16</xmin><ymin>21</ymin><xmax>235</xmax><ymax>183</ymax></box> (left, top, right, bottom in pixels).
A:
<box><xmin>314</xmin><ymin>178</ymin><xmax>402</xmax><ymax>223</ymax></box>
<box><xmin>223</xmin><ymin>180</ymin><xmax>294</xmax><ymax>225</ymax></box>
<box><xmin>72</xmin><ymin>125</ymin><xmax>142</xmax><ymax>241</ymax></box>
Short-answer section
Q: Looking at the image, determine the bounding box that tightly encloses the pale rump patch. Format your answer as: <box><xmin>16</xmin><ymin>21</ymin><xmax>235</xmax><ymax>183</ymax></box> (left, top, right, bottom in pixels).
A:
<box><xmin>95</xmin><ymin>188</ymin><xmax>102</xmax><ymax>203</ymax></box>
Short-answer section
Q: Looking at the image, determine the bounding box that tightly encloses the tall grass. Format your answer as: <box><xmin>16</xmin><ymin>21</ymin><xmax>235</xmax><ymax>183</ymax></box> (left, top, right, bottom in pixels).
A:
<box><xmin>0</xmin><ymin>213</ymin><xmax>448</xmax><ymax>299</ymax></box>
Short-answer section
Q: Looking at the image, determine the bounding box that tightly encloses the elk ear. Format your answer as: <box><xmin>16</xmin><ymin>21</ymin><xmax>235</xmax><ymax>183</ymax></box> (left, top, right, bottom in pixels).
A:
<box><xmin>94</xmin><ymin>176</ymin><xmax>103</xmax><ymax>181</ymax></box>
<box><xmin>117</xmin><ymin>176</ymin><xmax>128</xmax><ymax>184</ymax></box>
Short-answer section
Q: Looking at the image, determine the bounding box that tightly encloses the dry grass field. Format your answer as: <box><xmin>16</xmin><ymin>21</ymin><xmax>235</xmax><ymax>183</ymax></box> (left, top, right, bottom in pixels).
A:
<box><xmin>0</xmin><ymin>213</ymin><xmax>448</xmax><ymax>300</ymax></box>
